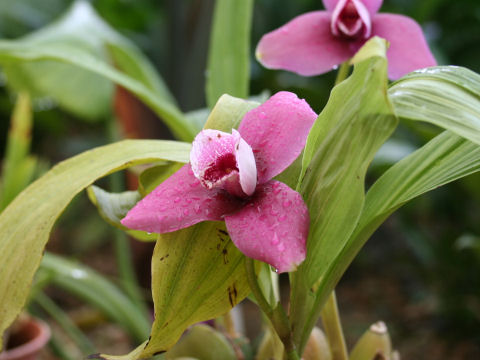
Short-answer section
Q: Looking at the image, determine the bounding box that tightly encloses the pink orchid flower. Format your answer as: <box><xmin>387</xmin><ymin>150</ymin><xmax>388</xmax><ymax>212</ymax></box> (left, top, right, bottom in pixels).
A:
<box><xmin>121</xmin><ymin>92</ymin><xmax>317</xmax><ymax>273</ymax></box>
<box><xmin>256</xmin><ymin>0</ymin><xmax>437</xmax><ymax>80</ymax></box>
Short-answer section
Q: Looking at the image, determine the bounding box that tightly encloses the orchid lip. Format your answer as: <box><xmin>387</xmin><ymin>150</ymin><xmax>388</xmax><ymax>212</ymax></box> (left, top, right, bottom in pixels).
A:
<box><xmin>190</xmin><ymin>129</ymin><xmax>257</xmax><ymax>198</ymax></box>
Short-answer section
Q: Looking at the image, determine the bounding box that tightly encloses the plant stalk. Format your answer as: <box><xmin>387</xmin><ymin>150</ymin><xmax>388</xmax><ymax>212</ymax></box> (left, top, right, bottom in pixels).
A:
<box><xmin>335</xmin><ymin>62</ymin><xmax>351</xmax><ymax>85</ymax></box>
<box><xmin>321</xmin><ymin>292</ymin><xmax>349</xmax><ymax>360</ymax></box>
<box><xmin>245</xmin><ymin>258</ymin><xmax>299</xmax><ymax>360</ymax></box>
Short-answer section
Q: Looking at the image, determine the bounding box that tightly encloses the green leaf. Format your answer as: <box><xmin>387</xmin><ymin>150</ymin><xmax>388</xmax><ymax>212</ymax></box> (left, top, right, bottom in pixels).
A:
<box><xmin>297</xmin><ymin>132</ymin><xmax>480</xmax><ymax>357</ymax></box>
<box><xmin>95</xmin><ymin>341</ymin><xmax>148</xmax><ymax>360</ymax></box>
<box><xmin>38</xmin><ymin>252</ymin><xmax>151</xmax><ymax>342</ymax></box>
<box><xmin>86</xmin><ymin>185</ymin><xmax>156</xmax><ymax>241</ymax></box>
<box><xmin>0</xmin><ymin>92</ymin><xmax>37</xmax><ymax>211</ymax></box>
<box><xmin>206</xmin><ymin>0</ymin><xmax>253</xmax><ymax>108</ymax></box>
<box><xmin>289</xmin><ymin>38</ymin><xmax>398</xmax><ymax>352</ymax></box>
<box><xmin>0</xmin><ymin>1</ymin><xmax>195</xmax><ymax>140</ymax></box>
<box><xmin>165</xmin><ymin>324</ymin><xmax>236</xmax><ymax>360</ymax></box>
<box><xmin>0</xmin><ymin>139</ymin><xmax>190</xmax><ymax>350</ymax></box>
<box><xmin>2</xmin><ymin>1</ymin><xmax>115</xmax><ymax>120</ymax></box>
<box><xmin>101</xmin><ymin>223</ymin><xmax>250</xmax><ymax>359</ymax></box>
<box><xmin>336</xmin><ymin>131</ymin><xmax>480</xmax><ymax>286</ymax></box>
<box><xmin>389</xmin><ymin>66</ymin><xmax>480</xmax><ymax>145</ymax></box>
<box><xmin>140</xmin><ymin>223</ymin><xmax>249</xmax><ymax>358</ymax></box>
<box><xmin>204</xmin><ymin>94</ymin><xmax>259</xmax><ymax>132</ymax></box>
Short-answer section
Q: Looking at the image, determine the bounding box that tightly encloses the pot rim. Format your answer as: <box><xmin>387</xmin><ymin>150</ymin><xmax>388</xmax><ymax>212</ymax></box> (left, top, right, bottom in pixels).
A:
<box><xmin>0</xmin><ymin>317</ymin><xmax>50</xmax><ymax>360</ymax></box>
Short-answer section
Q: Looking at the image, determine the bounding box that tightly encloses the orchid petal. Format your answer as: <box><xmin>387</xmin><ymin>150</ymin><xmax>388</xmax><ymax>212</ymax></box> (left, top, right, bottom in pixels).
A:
<box><xmin>232</xmin><ymin>129</ymin><xmax>257</xmax><ymax>196</ymax></box>
<box><xmin>121</xmin><ymin>164</ymin><xmax>242</xmax><ymax>234</ymax></box>
<box><xmin>256</xmin><ymin>11</ymin><xmax>353</xmax><ymax>76</ymax></box>
<box><xmin>225</xmin><ymin>181</ymin><xmax>309</xmax><ymax>273</ymax></box>
<box><xmin>190</xmin><ymin>129</ymin><xmax>257</xmax><ymax>196</ymax></box>
<box><xmin>372</xmin><ymin>14</ymin><xmax>437</xmax><ymax>80</ymax></box>
<box><xmin>323</xmin><ymin>0</ymin><xmax>383</xmax><ymax>16</ymax></box>
<box><xmin>238</xmin><ymin>92</ymin><xmax>317</xmax><ymax>184</ymax></box>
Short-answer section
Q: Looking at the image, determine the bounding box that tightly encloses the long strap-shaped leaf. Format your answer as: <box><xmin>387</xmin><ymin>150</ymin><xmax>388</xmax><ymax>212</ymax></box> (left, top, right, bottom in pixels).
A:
<box><xmin>0</xmin><ymin>41</ymin><xmax>196</xmax><ymax>141</ymax></box>
<box><xmin>0</xmin><ymin>139</ymin><xmax>191</xmax><ymax>350</ymax></box>
<box><xmin>206</xmin><ymin>0</ymin><xmax>253</xmax><ymax>108</ymax></box>
<box><xmin>389</xmin><ymin>66</ymin><xmax>480</xmax><ymax>145</ymax></box>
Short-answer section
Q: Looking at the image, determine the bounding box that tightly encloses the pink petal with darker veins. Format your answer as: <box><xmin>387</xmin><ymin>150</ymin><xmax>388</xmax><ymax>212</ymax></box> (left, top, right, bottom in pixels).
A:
<box><xmin>238</xmin><ymin>92</ymin><xmax>317</xmax><ymax>184</ymax></box>
<box><xmin>121</xmin><ymin>164</ymin><xmax>242</xmax><ymax>234</ymax></box>
<box><xmin>323</xmin><ymin>0</ymin><xmax>383</xmax><ymax>16</ymax></box>
<box><xmin>256</xmin><ymin>11</ymin><xmax>353</xmax><ymax>76</ymax></box>
<box><xmin>225</xmin><ymin>181</ymin><xmax>309</xmax><ymax>273</ymax></box>
<box><xmin>372</xmin><ymin>14</ymin><xmax>437</xmax><ymax>80</ymax></box>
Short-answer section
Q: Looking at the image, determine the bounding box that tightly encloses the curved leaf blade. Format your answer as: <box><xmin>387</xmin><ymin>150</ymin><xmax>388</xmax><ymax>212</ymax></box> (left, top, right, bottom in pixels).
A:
<box><xmin>86</xmin><ymin>185</ymin><xmax>156</xmax><ymax>241</ymax></box>
<box><xmin>389</xmin><ymin>66</ymin><xmax>480</xmax><ymax>145</ymax></box>
<box><xmin>309</xmin><ymin>132</ymin><xmax>480</xmax><ymax>346</ymax></box>
<box><xmin>0</xmin><ymin>41</ymin><xmax>195</xmax><ymax>140</ymax></box>
<box><xmin>352</xmin><ymin>131</ymin><xmax>480</xmax><ymax>257</ymax></box>
<box><xmin>0</xmin><ymin>139</ymin><xmax>190</xmax><ymax>349</ymax></box>
<box><xmin>39</xmin><ymin>252</ymin><xmax>151</xmax><ymax>342</ymax></box>
<box><xmin>3</xmin><ymin>1</ymin><xmax>177</xmax><ymax>121</ymax></box>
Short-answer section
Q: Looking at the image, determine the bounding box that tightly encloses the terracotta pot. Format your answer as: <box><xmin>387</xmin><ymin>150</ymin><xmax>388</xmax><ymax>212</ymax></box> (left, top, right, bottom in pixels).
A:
<box><xmin>0</xmin><ymin>317</ymin><xmax>50</xmax><ymax>360</ymax></box>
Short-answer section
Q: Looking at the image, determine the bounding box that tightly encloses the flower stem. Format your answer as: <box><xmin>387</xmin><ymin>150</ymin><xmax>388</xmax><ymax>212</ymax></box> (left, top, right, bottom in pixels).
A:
<box><xmin>335</xmin><ymin>61</ymin><xmax>351</xmax><ymax>85</ymax></box>
<box><xmin>321</xmin><ymin>292</ymin><xmax>349</xmax><ymax>360</ymax></box>
<box><xmin>245</xmin><ymin>258</ymin><xmax>299</xmax><ymax>360</ymax></box>
<box><xmin>223</xmin><ymin>310</ymin><xmax>238</xmax><ymax>338</ymax></box>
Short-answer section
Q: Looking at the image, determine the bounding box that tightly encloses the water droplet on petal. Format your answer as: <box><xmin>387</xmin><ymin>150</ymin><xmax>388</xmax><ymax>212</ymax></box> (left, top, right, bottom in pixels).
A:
<box><xmin>174</xmin><ymin>197</ymin><xmax>181</xmax><ymax>203</ymax></box>
<box><xmin>271</xmin><ymin>233</ymin><xmax>280</xmax><ymax>245</ymax></box>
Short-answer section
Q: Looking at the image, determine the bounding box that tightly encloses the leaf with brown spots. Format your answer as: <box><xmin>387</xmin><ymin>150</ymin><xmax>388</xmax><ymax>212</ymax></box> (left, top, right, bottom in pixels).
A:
<box><xmin>143</xmin><ymin>222</ymin><xmax>248</xmax><ymax>358</ymax></box>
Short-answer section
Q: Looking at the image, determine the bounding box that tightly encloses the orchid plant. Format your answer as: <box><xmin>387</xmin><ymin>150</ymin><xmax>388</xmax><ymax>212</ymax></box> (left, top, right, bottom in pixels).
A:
<box><xmin>1</xmin><ymin>1</ymin><xmax>480</xmax><ymax>360</ymax></box>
